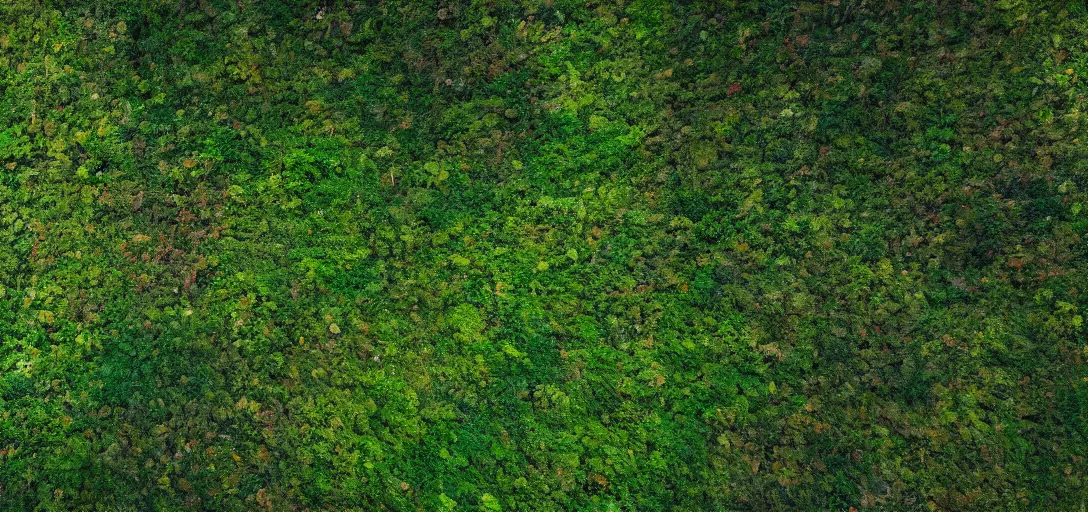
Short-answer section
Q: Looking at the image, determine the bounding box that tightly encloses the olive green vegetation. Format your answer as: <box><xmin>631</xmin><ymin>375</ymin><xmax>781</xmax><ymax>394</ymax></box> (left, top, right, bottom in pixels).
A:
<box><xmin>2</xmin><ymin>0</ymin><xmax>1088</xmax><ymax>510</ymax></box>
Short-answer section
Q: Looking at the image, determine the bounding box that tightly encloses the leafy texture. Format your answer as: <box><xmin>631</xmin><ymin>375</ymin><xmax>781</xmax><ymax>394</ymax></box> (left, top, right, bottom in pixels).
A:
<box><xmin>2</xmin><ymin>1</ymin><xmax>1088</xmax><ymax>510</ymax></box>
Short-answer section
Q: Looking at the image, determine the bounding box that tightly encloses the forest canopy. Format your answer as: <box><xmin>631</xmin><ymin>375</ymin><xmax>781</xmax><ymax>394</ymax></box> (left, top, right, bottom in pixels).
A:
<box><xmin>2</xmin><ymin>0</ymin><xmax>1088</xmax><ymax>510</ymax></box>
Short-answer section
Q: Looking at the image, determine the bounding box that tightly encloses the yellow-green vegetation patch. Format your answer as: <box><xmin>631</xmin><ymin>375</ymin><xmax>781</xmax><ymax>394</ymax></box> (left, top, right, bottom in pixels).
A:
<box><xmin>2</xmin><ymin>1</ymin><xmax>1088</xmax><ymax>510</ymax></box>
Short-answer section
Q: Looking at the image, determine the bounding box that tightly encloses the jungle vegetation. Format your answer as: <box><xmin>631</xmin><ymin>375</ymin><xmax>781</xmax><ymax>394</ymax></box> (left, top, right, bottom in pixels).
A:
<box><xmin>2</xmin><ymin>0</ymin><xmax>1088</xmax><ymax>510</ymax></box>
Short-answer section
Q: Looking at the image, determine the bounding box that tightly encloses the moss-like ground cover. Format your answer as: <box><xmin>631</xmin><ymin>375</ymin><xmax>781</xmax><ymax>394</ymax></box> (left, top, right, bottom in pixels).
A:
<box><xmin>3</xmin><ymin>1</ymin><xmax>1088</xmax><ymax>510</ymax></box>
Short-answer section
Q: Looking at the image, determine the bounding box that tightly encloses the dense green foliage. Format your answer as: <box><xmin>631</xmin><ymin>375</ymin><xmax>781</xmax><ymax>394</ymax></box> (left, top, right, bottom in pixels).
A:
<box><xmin>3</xmin><ymin>0</ymin><xmax>1088</xmax><ymax>509</ymax></box>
